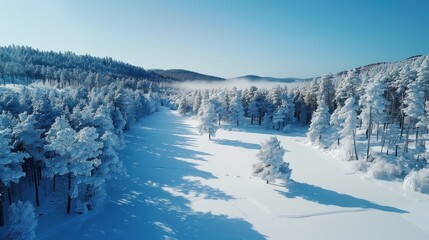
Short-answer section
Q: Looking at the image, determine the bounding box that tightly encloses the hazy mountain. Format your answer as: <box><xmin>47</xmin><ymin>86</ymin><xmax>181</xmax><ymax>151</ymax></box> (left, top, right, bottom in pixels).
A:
<box><xmin>230</xmin><ymin>75</ymin><xmax>312</xmax><ymax>83</ymax></box>
<box><xmin>149</xmin><ymin>69</ymin><xmax>225</xmax><ymax>82</ymax></box>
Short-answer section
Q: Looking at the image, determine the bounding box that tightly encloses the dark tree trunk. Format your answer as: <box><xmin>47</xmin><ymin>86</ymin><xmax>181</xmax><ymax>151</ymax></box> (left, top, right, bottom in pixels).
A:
<box><xmin>366</xmin><ymin>107</ymin><xmax>372</xmax><ymax>161</ymax></box>
<box><xmin>0</xmin><ymin>191</ymin><xmax>3</xmax><ymax>227</ymax></box>
<box><xmin>67</xmin><ymin>173</ymin><xmax>71</xmax><ymax>214</ymax></box>
<box><xmin>53</xmin><ymin>175</ymin><xmax>56</xmax><ymax>192</ymax></box>
<box><xmin>8</xmin><ymin>187</ymin><xmax>12</xmax><ymax>206</ymax></box>
<box><xmin>33</xmin><ymin>164</ymin><xmax>40</xmax><ymax>207</ymax></box>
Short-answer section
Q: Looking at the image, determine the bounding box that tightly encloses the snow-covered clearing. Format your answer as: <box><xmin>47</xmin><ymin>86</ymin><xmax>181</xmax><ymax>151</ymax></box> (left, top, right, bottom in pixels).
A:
<box><xmin>42</xmin><ymin>108</ymin><xmax>429</xmax><ymax>239</ymax></box>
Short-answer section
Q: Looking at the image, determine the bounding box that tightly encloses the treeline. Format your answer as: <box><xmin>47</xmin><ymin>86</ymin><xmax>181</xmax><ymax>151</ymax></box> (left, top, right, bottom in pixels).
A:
<box><xmin>0</xmin><ymin>45</ymin><xmax>170</xmax><ymax>87</ymax></box>
<box><xmin>166</xmin><ymin>55</ymin><xmax>429</xmax><ymax>187</ymax></box>
<box><xmin>0</xmin><ymin>82</ymin><xmax>159</xmax><ymax>230</ymax></box>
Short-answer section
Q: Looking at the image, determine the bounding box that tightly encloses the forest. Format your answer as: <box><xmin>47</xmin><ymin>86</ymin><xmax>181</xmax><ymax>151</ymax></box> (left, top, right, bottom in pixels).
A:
<box><xmin>0</xmin><ymin>45</ymin><xmax>429</xmax><ymax>239</ymax></box>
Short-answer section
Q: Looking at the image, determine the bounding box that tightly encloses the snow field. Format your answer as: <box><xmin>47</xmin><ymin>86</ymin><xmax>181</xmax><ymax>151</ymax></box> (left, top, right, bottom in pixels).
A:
<box><xmin>43</xmin><ymin>108</ymin><xmax>429</xmax><ymax>239</ymax></box>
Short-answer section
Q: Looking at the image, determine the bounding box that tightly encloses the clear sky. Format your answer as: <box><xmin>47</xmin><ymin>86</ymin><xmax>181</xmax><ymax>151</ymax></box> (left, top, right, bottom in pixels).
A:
<box><xmin>0</xmin><ymin>0</ymin><xmax>428</xmax><ymax>78</ymax></box>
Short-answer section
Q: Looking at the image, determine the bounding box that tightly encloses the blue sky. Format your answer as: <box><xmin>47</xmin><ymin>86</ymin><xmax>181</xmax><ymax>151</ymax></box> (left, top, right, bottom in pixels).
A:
<box><xmin>0</xmin><ymin>0</ymin><xmax>428</xmax><ymax>78</ymax></box>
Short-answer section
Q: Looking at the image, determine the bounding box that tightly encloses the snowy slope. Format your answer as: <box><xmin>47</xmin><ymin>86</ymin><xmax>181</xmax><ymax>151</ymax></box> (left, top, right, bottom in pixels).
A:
<box><xmin>41</xmin><ymin>108</ymin><xmax>429</xmax><ymax>240</ymax></box>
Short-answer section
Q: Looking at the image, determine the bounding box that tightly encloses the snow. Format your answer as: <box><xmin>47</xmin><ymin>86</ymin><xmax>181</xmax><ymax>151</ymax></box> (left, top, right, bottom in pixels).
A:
<box><xmin>39</xmin><ymin>107</ymin><xmax>429</xmax><ymax>239</ymax></box>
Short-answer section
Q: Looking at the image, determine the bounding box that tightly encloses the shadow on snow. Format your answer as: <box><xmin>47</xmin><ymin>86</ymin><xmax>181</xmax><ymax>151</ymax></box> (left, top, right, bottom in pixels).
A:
<box><xmin>277</xmin><ymin>180</ymin><xmax>408</xmax><ymax>214</ymax></box>
<box><xmin>64</xmin><ymin>108</ymin><xmax>266</xmax><ymax>240</ymax></box>
<box><xmin>213</xmin><ymin>138</ymin><xmax>260</xmax><ymax>150</ymax></box>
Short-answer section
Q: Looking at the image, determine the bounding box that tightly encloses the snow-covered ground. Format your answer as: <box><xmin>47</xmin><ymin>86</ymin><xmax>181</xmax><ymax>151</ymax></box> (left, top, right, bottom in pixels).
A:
<box><xmin>41</xmin><ymin>107</ymin><xmax>429</xmax><ymax>240</ymax></box>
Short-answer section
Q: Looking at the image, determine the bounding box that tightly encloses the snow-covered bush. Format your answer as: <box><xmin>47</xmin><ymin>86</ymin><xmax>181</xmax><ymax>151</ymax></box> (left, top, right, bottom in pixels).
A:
<box><xmin>403</xmin><ymin>168</ymin><xmax>429</xmax><ymax>193</ymax></box>
<box><xmin>5</xmin><ymin>201</ymin><xmax>37</xmax><ymax>240</ymax></box>
<box><xmin>366</xmin><ymin>159</ymin><xmax>402</xmax><ymax>180</ymax></box>
<box><xmin>346</xmin><ymin>159</ymin><xmax>369</xmax><ymax>173</ymax></box>
<box><xmin>252</xmin><ymin>136</ymin><xmax>292</xmax><ymax>184</ymax></box>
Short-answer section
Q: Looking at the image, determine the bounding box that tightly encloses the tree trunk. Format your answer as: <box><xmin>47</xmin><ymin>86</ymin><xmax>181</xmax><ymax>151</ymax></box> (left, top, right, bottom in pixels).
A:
<box><xmin>366</xmin><ymin>107</ymin><xmax>372</xmax><ymax>161</ymax></box>
<box><xmin>33</xmin><ymin>163</ymin><xmax>40</xmax><ymax>207</ymax></box>
<box><xmin>67</xmin><ymin>173</ymin><xmax>72</xmax><ymax>214</ymax></box>
<box><xmin>8</xmin><ymin>186</ymin><xmax>12</xmax><ymax>206</ymax></box>
<box><xmin>405</xmin><ymin>119</ymin><xmax>412</xmax><ymax>153</ymax></box>
<box><xmin>376</xmin><ymin>122</ymin><xmax>380</xmax><ymax>142</ymax></box>
<box><xmin>53</xmin><ymin>175</ymin><xmax>56</xmax><ymax>192</ymax></box>
<box><xmin>353</xmin><ymin>129</ymin><xmax>359</xmax><ymax>160</ymax></box>
<box><xmin>0</xmin><ymin>191</ymin><xmax>3</xmax><ymax>227</ymax></box>
<box><xmin>416</xmin><ymin>127</ymin><xmax>419</xmax><ymax>148</ymax></box>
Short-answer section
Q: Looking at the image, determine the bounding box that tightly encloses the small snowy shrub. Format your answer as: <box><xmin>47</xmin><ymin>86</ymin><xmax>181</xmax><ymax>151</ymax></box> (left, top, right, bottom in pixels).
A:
<box><xmin>366</xmin><ymin>159</ymin><xmax>402</xmax><ymax>180</ymax></box>
<box><xmin>282</xmin><ymin>124</ymin><xmax>291</xmax><ymax>133</ymax></box>
<box><xmin>346</xmin><ymin>159</ymin><xmax>369</xmax><ymax>173</ymax></box>
<box><xmin>403</xmin><ymin>168</ymin><xmax>429</xmax><ymax>193</ymax></box>
<box><xmin>6</xmin><ymin>201</ymin><xmax>37</xmax><ymax>240</ymax></box>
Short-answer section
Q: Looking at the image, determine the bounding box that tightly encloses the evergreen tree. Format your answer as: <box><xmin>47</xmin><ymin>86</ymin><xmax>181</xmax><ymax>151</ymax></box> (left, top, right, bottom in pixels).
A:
<box><xmin>338</xmin><ymin>96</ymin><xmax>359</xmax><ymax>160</ymax></box>
<box><xmin>197</xmin><ymin>98</ymin><xmax>219</xmax><ymax>140</ymax></box>
<box><xmin>228</xmin><ymin>90</ymin><xmax>245</xmax><ymax>126</ymax></box>
<box><xmin>307</xmin><ymin>95</ymin><xmax>331</xmax><ymax>147</ymax></box>
<box><xmin>252</xmin><ymin>136</ymin><xmax>291</xmax><ymax>184</ymax></box>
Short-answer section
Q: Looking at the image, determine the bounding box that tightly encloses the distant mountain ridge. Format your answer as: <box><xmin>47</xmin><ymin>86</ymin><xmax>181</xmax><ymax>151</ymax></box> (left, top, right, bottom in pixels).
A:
<box><xmin>148</xmin><ymin>69</ymin><xmax>225</xmax><ymax>82</ymax></box>
<box><xmin>232</xmin><ymin>74</ymin><xmax>311</xmax><ymax>82</ymax></box>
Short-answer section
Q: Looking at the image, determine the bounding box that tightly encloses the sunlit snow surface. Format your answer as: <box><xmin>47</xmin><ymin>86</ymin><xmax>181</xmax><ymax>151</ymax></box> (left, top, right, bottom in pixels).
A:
<box><xmin>42</xmin><ymin>108</ymin><xmax>429</xmax><ymax>240</ymax></box>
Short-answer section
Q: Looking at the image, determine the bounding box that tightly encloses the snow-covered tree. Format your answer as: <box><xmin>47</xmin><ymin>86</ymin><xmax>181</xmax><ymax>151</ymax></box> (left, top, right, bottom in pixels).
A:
<box><xmin>338</xmin><ymin>96</ymin><xmax>359</xmax><ymax>160</ymax></box>
<box><xmin>5</xmin><ymin>201</ymin><xmax>37</xmax><ymax>240</ymax></box>
<box><xmin>417</xmin><ymin>56</ymin><xmax>429</xmax><ymax>99</ymax></box>
<box><xmin>177</xmin><ymin>95</ymin><xmax>188</xmax><ymax>115</ymax></box>
<box><xmin>45</xmin><ymin>116</ymin><xmax>102</xmax><ymax>214</ymax></box>
<box><xmin>335</xmin><ymin>69</ymin><xmax>358</xmax><ymax>107</ymax></box>
<box><xmin>417</xmin><ymin>101</ymin><xmax>429</xmax><ymax>133</ymax></box>
<box><xmin>319</xmin><ymin>74</ymin><xmax>335</xmax><ymax>112</ymax></box>
<box><xmin>360</xmin><ymin>75</ymin><xmax>388</xmax><ymax>131</ymax></box>
<box><xmin>252</xmin><ymin>136</ymin><xmax>291</xmax><ymax>184</ymax></box>
<box><xmin>307</xmin><ymin>95</ymin><xmax>331</xmax><ymax>147</ymax></box>
<box><xmin>197</xmin><ymin>98</ymin><xmax>219</xmax><ymax>140</ymax></box>
<box><xmin>262</xmin><ymin>113</ymin><xmax>273</xmax><ymax>130</ymax></box>
<box><xmin>12</xmin><ymin>113</ymin><xmax>44</xmax><ymax>206</ymax></box>
<box><xmin>0</xmin><ymin>128</ymin><xmax>27</xmax><ymax>186</ymax></box>
<box><xmin>192</xmin><ymin>91</ymin><xmax>202</xmax><ymax>115</ymax></box>
<box><xmin>228</xmin><ymin>90</ymin><xmax>245</xmax><ymax>126</ymax></box>
<box><xmin>403</xmin><ymin>78</ymin><xmax>425</xmax><ymax>130</ymax></box>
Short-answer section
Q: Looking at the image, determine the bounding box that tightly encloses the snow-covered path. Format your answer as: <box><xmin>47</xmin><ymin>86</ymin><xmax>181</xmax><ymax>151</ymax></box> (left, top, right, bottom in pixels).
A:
<box><xmin>43</xmin><ymin>108</ymin><xmax>429</xmax><ymax>240</ymax></box>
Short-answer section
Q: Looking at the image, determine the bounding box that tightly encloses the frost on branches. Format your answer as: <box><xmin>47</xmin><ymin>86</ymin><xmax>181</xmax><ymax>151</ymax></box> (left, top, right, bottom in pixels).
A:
<box><xmin>252</xmin><ymin>136</ymin><xmax>292</xmax><ymax>184</ymax></box>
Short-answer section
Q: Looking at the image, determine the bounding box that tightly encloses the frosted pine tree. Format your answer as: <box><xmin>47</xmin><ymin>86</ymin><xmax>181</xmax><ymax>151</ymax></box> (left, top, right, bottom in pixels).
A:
<box><xmin>228</xmin><ymin>90</ymin><xmax>245</xmax><ymax>126</ymax></box>
<box><xmin>45</xmin><ymin>116</ymin><xmax>101</xmax><ymax>214</ymax></box>
<box><xmin>262</xmin><ymin>112</ymin><xmax>273</xmax><ymax>130</ymax></box>
<box><xmin>319</xmin><ymin>74</ymin><xmax>335</xmax><ymax>112</ymax></box>
<box><xmin>0</xmin><ymin>128</ymin><xmax>28</xmax><ymax>186</ymax></box>
<box><xmin>197</xmin><ymin>98</ymin><xmax>219</xmax><ymax>140</ymax></box>
<box><xmin>192</xmin><ymin>91</ymin><xmax>202</xmax><ymax>115</ymax></box>
<box><xmin>329</xmin><ymin>106</ymin><xmax>342</xmax><ymax>145</ymax></box>
<box><xmin>338</xmin><ymin>96</ymin><xmax>359</xmax><ymax>160</ymax></box>
<box><xmin>252</xmin><ymin>136</ymin><xmax>291</xmax><ymax>184</ymax></box>
<box><xmin>177</xmin><ymin>96</ymin><xmax>188</xmax><ymax>115</ymax></box>
<box><xmin>403</xmin><ymin>78</ymin><xmax>425</xmax><ymax>135</ymax></box>
<box><xmin>417</xmin><ymin>101</ymin><xmax>429</xmax><ymax>133</ymax></box>
<box><xmin>273</xmin><ymin>103</ymin><xmax>286</xmax><ymax>130</ymax></box>
<box><xmin>307</xmin><ymin>95</ymin><xmax>331</xmax><ymax>147</ymax></box>
<box><xmin>335</xmin><ymin>69</ymin><xmax>358</xmax><ymax>107</ymax></box>
<box><xmin>417</xmin><ymin>56</ymin><xmax>429</xmax><ymax>99</ymax></box>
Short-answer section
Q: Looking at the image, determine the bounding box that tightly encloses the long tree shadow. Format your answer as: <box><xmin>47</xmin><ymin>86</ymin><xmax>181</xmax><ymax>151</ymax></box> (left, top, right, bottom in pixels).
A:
<box><xmin>57</xmin><ymin>108</ymin><xmax>266</xmax><ymax>240</ymax></box>
<box><xmin>277</xmin><ymin>181</ymin><xmax>408</xmax><ymax>214</ymax></box>
<box><xmin>214</xmin><ymin>139</ymin><xmax>260</xmax><ymax>150</ymax></box>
